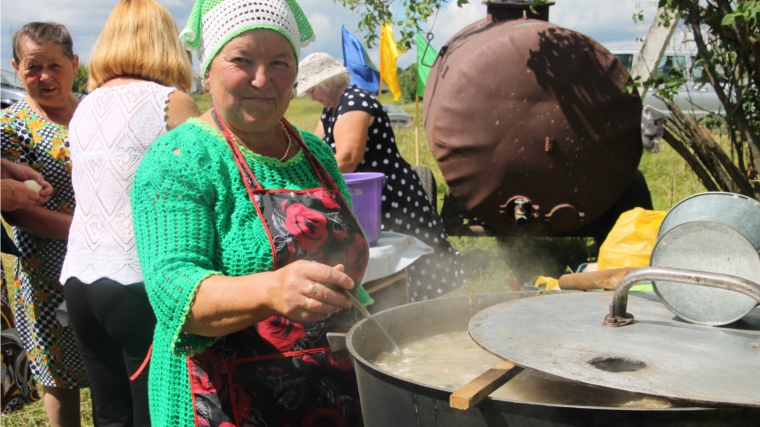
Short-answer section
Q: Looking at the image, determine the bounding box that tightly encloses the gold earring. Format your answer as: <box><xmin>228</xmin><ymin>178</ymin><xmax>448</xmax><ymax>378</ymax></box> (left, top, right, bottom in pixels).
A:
<box><xmin>203</xmin><ymin>84</ymin><xmax>211</xmax><ymax>96</ymax></box>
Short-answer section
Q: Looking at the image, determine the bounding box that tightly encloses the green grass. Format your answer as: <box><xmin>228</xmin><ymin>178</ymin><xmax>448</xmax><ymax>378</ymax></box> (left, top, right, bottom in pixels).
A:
<box><xmin>0</xmin><ymin>388</ymin><xmax>95</xmax><ymax>427</ymax></box>
<box><xmin>1</xmin><ymin>93</ymin><xmax>707</xmax><ymax>425</ymax></box>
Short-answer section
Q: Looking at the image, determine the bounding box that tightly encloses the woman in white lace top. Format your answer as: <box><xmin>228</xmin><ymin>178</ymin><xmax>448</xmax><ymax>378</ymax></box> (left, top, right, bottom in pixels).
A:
<box><xmin>59</xmin><ymin>1</ymin><xmax>200</xmax><ymax>425</ymax></box>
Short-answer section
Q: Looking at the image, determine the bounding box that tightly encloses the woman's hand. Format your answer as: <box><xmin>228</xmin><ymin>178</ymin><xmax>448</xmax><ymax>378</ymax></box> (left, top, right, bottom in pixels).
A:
<box><xmin>186</xmin><ymin>261</ymin><xmax>356</xmax><ymax>336</ymax></box>
<box><xmin>1</xmin><ymin>160</ymin><xmax>54</xmax><ymax>208</ymax></box>
<box><xmin>268</xmin><ymin>261</ymin><xmax>354</xmax><ymax>322</ymax></box>
<box><xmin>1</xmin><ymin>179</ymin><xmax>51</xmax><ymax>211</ymax></box>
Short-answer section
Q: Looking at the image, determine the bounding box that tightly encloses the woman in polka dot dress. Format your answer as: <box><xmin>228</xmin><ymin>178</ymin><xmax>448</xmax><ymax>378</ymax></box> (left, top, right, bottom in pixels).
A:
<box><xmin>296</xmin><ymin>52</ymin><xmax>464</xmax><ymax>301</ymax></box>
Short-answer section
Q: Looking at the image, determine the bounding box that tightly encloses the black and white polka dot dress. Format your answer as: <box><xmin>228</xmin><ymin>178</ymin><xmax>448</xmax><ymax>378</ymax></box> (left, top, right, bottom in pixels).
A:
<box><xmin>320</xmin><ymin>86</ymin><xmax>464</xmax><ymax>301</ymax></box>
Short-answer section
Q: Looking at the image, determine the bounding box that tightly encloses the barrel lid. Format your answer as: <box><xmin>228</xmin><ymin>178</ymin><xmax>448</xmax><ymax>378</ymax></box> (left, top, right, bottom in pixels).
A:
<box><xmin>651</xmin><ymin>221</ymin><xmax>760</xmax><ymax>325</ymax></box>
<box><xmin>469</xmin><ymin>292</ymin><xmax>760</xmax><ymax>407</ymax></box>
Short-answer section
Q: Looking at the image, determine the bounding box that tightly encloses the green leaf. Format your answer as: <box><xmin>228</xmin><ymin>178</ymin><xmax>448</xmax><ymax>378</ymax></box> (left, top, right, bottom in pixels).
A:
<box><xmin>722</xmin><ymin>14</ymin><xmax>736</xmax><ymax>26</ymax></box>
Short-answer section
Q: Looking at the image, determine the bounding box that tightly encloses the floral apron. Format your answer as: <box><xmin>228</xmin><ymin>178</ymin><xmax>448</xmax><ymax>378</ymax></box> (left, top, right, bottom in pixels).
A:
<box><xmin>188</xmin><ymin>109</ymin><xmax>369</xmax><ymax>427</ymax></box>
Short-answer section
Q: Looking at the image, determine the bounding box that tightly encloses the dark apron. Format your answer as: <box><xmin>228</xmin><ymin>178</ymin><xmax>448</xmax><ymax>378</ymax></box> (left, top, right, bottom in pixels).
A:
<box><xmin>188</xmin><ymin>108</ymin><xmax>369</xmax><ymax>427</ymax></box>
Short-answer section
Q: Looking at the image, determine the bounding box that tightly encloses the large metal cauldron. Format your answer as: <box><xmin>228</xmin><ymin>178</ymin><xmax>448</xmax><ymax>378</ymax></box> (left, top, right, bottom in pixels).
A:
<box><xmin>345</xmin><ymin>292</ymin><xmax>759</xmax><ymax>426</ymax></box>
<box><xmin>423</xmin><ymin>1</ymin><xmax>642</xmax><ymax>236</ymax></box>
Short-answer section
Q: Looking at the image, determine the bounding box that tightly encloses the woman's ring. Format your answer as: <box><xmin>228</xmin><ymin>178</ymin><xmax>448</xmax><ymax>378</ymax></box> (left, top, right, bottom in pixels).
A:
<box><xmin>308</xmin><ymin>283</ymin><xmax>319</xmax><ymax>297</ymax></box>
<box><xmin>305</xmin><ymin>296</ymin><xmax>311</xmax><ymax>308</ymax></box>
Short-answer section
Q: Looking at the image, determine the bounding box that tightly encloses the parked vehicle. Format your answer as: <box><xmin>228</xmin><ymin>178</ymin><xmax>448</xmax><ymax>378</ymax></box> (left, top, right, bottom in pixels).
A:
<box><xmin>1</xmin><ymin>85</ymin><xmax>27</xmax><ymax>109</ymax></box>
<box><xmin>608</xmin><ymin>48</ymin><xmax>722</xmax><ymax>119</ymax></box>
<box><xmin>382</xmin><ymin>104</ymin><xmax>413</xmax><ymax>128</ymax></box>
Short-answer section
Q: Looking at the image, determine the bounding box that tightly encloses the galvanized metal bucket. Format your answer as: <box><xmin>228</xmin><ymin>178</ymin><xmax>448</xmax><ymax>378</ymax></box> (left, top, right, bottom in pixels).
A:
<box><xmin>650</xmin><ymin>192</ymin><xmax>760</xmax><ymax>325</ymax></box>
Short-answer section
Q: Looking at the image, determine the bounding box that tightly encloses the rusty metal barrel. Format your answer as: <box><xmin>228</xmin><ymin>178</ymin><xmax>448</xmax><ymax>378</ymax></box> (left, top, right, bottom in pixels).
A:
<box><xmin>423</xmin><ymin>1</ymin><xmax>643</xmax><ymax>236</ymax></box>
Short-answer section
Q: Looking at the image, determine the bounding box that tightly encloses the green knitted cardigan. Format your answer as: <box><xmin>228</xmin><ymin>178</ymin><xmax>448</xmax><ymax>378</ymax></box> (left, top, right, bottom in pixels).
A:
<box><xmin>131</xmin><ymin>118</ymin><xmax>353</xmax><ymax>427</ymax></box>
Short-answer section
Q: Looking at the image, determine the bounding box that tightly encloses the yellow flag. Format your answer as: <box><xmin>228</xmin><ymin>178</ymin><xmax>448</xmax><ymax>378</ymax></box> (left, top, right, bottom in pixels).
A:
<box><xmin>380</xmin><ymin>23</ymin><xmax>404</xmax><ymax>101</ymax></box>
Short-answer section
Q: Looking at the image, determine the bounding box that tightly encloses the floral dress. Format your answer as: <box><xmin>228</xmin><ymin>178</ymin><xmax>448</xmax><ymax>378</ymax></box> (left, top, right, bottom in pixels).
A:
<box><xmin>1</xmin><ymin>99</ymin><xmax>88</xmax><ymax>389</ymax></box>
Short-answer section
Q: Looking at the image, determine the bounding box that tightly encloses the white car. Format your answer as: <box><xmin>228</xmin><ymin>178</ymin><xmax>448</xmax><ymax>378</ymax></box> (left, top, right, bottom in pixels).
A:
<box><xmin>1</xmin><ymin>85</ymin><xmax>27</xmax><ymax>109</ymax></box>
<box><xmin>382</xmin><ymin>104</ymin><xmax>414</xmax><ymax>129</ymax></box>
<box><xmin>609</xmin><ymin>48</ymin><xmax>722</xmax><ymax>119</ymax></box>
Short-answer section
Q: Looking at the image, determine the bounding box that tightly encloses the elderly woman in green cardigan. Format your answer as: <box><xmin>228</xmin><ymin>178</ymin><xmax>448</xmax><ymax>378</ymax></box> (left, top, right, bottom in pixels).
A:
<box><xmin>130</xmin><ymin>1</ymin><xmax>371</xmax><ymax>426</ymax></box>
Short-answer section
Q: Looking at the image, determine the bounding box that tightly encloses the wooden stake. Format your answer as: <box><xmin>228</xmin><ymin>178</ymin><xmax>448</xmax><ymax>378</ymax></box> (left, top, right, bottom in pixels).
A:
<box><xmin>450</xmin><ymin>360</ymin><xmax>523</xmax><ymax>410</ymax></box>
<box><xmin>415</xmin><ymin>93</ymin><xmax>420</xmax><ymax>166</ymax></box>
<box><xmin>630</xmin><ymin>6</ymin><xmax>680</xmax><ymax>99</ymax></box>
<box><xmin>378</xmin><ymin>28</ymin><xmax>383</xmax><ymax>98</ymax></box>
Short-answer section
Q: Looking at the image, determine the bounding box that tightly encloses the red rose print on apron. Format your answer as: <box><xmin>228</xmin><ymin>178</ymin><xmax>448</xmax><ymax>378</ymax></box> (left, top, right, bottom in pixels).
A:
<box><xmin>186</xmin><ymin>108</ymin><xmax>369</xmax><ymax>427</ymax></box>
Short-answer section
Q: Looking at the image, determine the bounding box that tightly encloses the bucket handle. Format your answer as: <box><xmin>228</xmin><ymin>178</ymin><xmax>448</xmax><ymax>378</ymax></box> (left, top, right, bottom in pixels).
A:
<box><xmin>602</xmin><ymin>267</ymin><xmax>760</xmax><ymax>327</ymax></box>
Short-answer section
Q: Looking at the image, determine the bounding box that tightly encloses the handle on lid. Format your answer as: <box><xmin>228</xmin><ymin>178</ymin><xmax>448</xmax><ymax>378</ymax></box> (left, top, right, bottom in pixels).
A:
<box><xmin>603</xmin><ymin>266</ymin><xmax>760</xmax><ymax>327</ymax></box>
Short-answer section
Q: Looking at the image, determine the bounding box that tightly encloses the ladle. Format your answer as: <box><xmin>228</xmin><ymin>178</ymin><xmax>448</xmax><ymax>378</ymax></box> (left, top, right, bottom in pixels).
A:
<box><xmin>322</xmin><ymin>281</ymin><xmax>403</xmax><ymax>355</ymax></box>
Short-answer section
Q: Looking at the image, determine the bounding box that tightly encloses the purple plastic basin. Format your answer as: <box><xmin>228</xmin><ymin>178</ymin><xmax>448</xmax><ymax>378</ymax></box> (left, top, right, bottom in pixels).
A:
<box><xmin>343</xmin><ymin>172</ymin><xmax>386</xmax><ymax>246</ymax></box>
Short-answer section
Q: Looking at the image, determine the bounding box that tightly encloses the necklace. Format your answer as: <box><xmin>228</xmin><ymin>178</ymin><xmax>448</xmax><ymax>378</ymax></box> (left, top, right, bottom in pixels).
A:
<box><xmin>279</xmin><ymin>123</ymin><xmax>293</xmax><ymax>162</ymax></box>
<box><xmin>226</xmin><ymin>122</ymin><xmax>293</xmax><ymax>162</ymax></box>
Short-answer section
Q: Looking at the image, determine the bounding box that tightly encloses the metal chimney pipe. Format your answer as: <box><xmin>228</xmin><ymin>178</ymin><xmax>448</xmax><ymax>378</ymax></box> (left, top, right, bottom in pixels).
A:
<box><xmin>486</xmin><ymin>0</ymin><xmax>555</xmax><ymax>24</ymax></box>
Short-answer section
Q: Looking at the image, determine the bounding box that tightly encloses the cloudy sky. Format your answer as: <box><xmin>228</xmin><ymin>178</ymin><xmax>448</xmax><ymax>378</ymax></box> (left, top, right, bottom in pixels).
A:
<box><xmin>1</xmin><ymin>0</ymin><xmax>660</xmax><ymax>76</ymax></box>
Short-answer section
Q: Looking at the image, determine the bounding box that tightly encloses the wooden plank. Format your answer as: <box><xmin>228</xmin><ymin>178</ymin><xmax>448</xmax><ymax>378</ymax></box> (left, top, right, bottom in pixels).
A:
<box><xmin>504</xmin><ymin>275</ymin><xmax>521</xmax><ymax>292</ymax></box>
<box><xmin>449</xmin><ymin>361</ymin><xmax>524</xmax><ymax>410</ymax></box>
<box><xmin>364</xmin><ymin>269</ymin><xmax>407</xmax><ymax>294</ymax></box>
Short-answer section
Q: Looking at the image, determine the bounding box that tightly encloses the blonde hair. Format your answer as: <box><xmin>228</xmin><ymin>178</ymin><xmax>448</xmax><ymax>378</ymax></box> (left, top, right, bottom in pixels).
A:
<box><xmin>88</xmin><ymin>0</ymin><xmax>193</xmax><ymax>92</ymax></box>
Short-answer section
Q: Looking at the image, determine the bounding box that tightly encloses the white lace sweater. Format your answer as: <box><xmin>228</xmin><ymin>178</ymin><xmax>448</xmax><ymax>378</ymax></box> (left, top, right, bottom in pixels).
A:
<box><xmin>60</xmin><ymin>81</ymin><xmax>176</xmax><ymax>285</ymax></box>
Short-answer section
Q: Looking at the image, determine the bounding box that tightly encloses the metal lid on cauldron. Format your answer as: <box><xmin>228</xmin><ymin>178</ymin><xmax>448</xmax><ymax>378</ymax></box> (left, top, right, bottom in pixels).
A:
<box><xmin>468</xmin><ymin>292</ymin><xmax>760</xmax><ymax>408</ymax></box>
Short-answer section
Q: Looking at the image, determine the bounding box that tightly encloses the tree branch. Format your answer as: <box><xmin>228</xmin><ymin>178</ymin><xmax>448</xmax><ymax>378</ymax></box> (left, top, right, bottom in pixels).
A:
<box><xmin>683</xmin><ymin>1</ymin><xmax>760</xmax><ymax>175</ymax></box>
<box><xmin>715</xmin><ymin>0</ymin><xmax>760</xmax><ymax>92</ymax></box>
<box><xmin>661</xmin><ymin>129</ymin><xmax>720</xmax><ymax>192</ymax></box>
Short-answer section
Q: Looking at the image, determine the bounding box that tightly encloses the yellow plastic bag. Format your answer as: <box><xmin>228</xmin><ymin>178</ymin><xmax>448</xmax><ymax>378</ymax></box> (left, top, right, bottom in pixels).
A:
<box><xmin>534</xmin><ymin>276</ymin><xmax>560</xmax><ymax>291</ymax></box>
<box><xmin>597</xmin><ymin>208</ymin><xmax>667</xmax><ymax>270</ymax></box>
<box><xmin>597</xmin><ymin>208</ymin><xmax>666</xmax><ymax>291</ymax></box>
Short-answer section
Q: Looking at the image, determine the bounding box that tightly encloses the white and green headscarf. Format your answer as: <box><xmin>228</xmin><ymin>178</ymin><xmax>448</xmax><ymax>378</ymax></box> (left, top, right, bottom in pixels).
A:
<box><xmin>181</xmin><ymin>0</ymin><xmax>315</xmax><ymax>76</ymax></box>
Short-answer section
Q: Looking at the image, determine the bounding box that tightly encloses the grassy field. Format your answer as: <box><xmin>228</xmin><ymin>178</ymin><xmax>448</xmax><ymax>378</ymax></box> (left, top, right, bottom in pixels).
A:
<box><xmin>1</xmin><ymin>93</ymin><xmax>707</xmax><ymax>426</ymax></box>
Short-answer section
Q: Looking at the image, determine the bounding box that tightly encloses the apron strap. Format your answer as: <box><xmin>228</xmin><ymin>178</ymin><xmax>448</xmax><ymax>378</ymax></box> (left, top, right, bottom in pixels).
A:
<box><xmin>279</xmin><ymin>120</ymin><xmax>355</xmax><ymax>211</ymax></box>
<box><xmin>280</xmin><ymin>120</ymin><xmax>334</xmax><ymax>191</ymax></box>
<box><xmin>226</xmin><ymin>346</ymin><xmax>331</xmax><ymax>366</ymax></box>
<box><xmin>211</xmin><ymin>106</ymin><xmax>278</xmax><ymax>260</ymax></box>
<box><xmin>129</xmin><ymin>344</ymin><xmax>152</xmax><ymax>381</ymax></box>
<box><xmin>211</xmin><ymin>106</ymin><xmax>263</xmax><ymax>193</ymax></box>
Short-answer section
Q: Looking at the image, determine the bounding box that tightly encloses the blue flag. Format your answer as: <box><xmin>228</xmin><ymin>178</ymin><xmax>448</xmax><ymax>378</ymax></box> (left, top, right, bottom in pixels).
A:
<box><xmin>341</xmin><ymin>26</ymin><xmax>380</xmax><ymax>93</ymax></box>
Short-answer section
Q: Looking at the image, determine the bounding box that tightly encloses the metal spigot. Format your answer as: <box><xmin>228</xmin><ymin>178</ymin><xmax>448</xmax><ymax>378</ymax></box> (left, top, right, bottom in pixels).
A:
<box><xmin>500</xmin><ymin>195</ymin><xmax>539</xmax><ymax>226</ymax></box>
<box><xmin>513</xmin><ymin>198</ymin><xmax>532</xmax><ymax>225</ymax></box>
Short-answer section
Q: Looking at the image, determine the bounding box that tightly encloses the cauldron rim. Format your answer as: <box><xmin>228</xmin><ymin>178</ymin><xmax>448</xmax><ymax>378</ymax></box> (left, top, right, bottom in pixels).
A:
<box><xmin>346</xmin><ymin>292</ymin><xmax>732</xmax><ymax>413</ymax></box>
